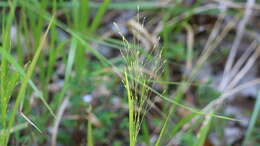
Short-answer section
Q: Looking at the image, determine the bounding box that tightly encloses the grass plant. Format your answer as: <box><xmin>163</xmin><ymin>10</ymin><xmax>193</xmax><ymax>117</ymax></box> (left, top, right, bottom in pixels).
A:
<box><xmin>120</xmin><ymin>32</ymin><xmax>164</xmax><ymax>145</ymax></box>
<box><xmin>0</xmin><ymin>0</ymin><xmax>259</xmax><ymax>145</ymax></box>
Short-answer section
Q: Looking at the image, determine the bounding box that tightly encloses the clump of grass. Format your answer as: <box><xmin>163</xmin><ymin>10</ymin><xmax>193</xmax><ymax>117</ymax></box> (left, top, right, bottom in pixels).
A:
<box><xmin>116</xmin><ymin>23</ymin><xmax>165</xmax><ymax>145</ymax></box>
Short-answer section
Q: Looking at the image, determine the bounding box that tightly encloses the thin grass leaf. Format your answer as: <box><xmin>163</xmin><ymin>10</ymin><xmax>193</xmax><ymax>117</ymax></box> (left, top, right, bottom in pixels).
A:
<box><xmin>79</xmin><ymin>0</ymin><xmax>89</xmax><ymax>32</ymax></box>
<box><xmin>243</xmin><ymin>90</ymin><xmax>260</xmax><ymax>145</ymax></box>
<box><xmin>20</xmin><ymin>112</ymin><xmax>42</xmax><ymax>133</ymax></box>
<box><xmin>53</xmin><ymin>37</ymin><xmax>77</xmax><ymax>109</ymax></box>
<box><xmin>194</xmin><ymin>113</ymin><xmax>213</xmax><ymax>146</ymax></box>
<box><xmin>155</xmin><ymin>110</ymin><xmax>171</xmax><ymax>146</ymax></box>
<box><xmin>89</xmin><ymin>0</ymin><xmax>110</xmax><ymax>33</ymax></box>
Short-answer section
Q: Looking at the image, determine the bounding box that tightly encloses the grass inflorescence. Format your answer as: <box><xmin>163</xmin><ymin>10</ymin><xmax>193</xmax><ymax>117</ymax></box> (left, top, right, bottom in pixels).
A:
<box><xmin>0</xmin><ymin>0</ymin><xmax>259</xmax><ymax>145</ymax></box>
<box><xmin>120</xmin><ymin>34</ymin><xmax>165</xmax><ymax>145</ymax></box>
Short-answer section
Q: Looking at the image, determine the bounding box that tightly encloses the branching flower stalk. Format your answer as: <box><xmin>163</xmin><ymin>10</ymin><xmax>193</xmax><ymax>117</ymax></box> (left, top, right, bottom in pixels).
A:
<box><xmin>117</xmin><ymin>22</ymin><xmax>164</xmax><ymax>146</ymax></box>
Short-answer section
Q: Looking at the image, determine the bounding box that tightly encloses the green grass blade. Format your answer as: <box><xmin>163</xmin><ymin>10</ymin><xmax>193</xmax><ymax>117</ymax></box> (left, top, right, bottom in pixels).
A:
<box><xmin>79</xmin><ymin>0</ymin><xmax>89</xmax><ymax>32</ymax></box>
<box><xmin>20</xmin><ymin>113</ymin><xmax>42</xmax><ymax>133</ymax></box>
<box><xmin>243</xmin><ymin>90</ymin><xmax>260</xmax><ymax>145</ymax></box>
<box><xmin>193</xmin><ymin>113</ymin><xmax>213</xmax><ymax>146</ymax></box>
<box><xmin>155</xmin><ymin>110</ymin><xmax>172</xmax><ymax>146</ymax></box>
<box><xmin>89</xmin><ymin>0</ymin><xmax>110</xmax><ymax>33</ymax></box>
<box><xmin>53</xmin><ymin>37</ymin><xmax>77</xmax><ymax>109</ymax></box>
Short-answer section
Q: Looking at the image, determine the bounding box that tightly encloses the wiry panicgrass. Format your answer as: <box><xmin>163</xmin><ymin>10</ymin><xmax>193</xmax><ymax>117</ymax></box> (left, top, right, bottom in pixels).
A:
<box><xmin>123</xmin><ymin>52</ymin><xmax>164</xmax><ymax>145</ymax></box>
<box><xmin>118</xmin><ymin>25</ymin><xmax>165</xmax><ymax>145</ymax></box>
<box><xmin>0</xmin><ymin>0</ymin><xmax>258</xmax><ymax>145</ymax></box>
<box><xmin>115</xmin><ymin>12</ymin><xmax>241</xmax><ymax>144</ymax></box>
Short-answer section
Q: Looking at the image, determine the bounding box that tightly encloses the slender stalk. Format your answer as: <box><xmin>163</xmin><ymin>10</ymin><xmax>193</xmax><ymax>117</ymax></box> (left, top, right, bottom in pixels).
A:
<box><xmin>87</xmin><ymin>120</ymin><xmax>94</xmax><ymax>146</ymax></box>
<box><xmin>124</xmin><ymin>70</ymin><xmax>135</xmax><ymax>146</ymax></box>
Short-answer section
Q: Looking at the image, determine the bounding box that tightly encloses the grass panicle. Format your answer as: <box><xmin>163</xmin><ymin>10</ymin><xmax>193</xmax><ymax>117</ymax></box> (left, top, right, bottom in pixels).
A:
<box><xmin>118</xmin><ymin>21</ymin><xmax>165</xmax><ymax>145</ymax></box>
